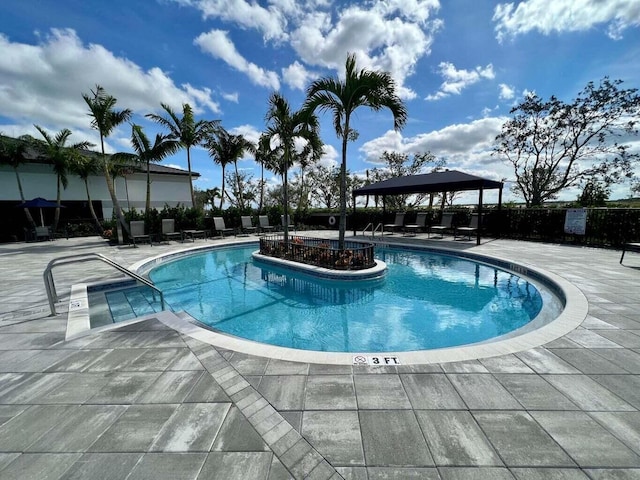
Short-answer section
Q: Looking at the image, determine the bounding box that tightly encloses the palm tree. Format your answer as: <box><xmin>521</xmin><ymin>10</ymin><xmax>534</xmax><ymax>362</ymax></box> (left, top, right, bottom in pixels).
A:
<box><xmin>254</xmin><ymin>134</ymin><xmax>276</xmax><ymax>212</ymax></box>
<box><xmin>129</xmin><ymin>124</ymin><xmax>181</xmax><ymax>215</ymax></box>
<box><xmin>146</xmin><ymin>103</ymin><xmax>218</xmax><ymax>207</ymax></box>
<box><xmin>204</xmin><ymin>127</ymin><xmax>255</xmax><ymax>210</ymax></box>
<box><xmin>295</xmin><ymin>133</ymin><xmax>323</xmax><ymax>214</ymax></box>
<box><xmin>33</xmin><ymin>126</ymin><xmax>93</xmax><ymax>232</ymax></box>
<box><xmin>0</xmin><ymin>134</ymin><xmax>37</xmax><ymax>227</ymax></box>
<box><xmin>82</xmin><ymin>85</ymin><xmax>132</xmax><ymax>235</ymax></box>
<box><xmin>69</xmin><ymin>154</ymin><xmax>103</xmax><ymax>233</ymax></box>
<box><xmin>264</xmin><ymin>93</ymin><xmax>322</xmax><ymax>243</ymax></box>
<box><xmin>304</xmin><ymin>53</ymin><xmax>407</xmax><ymax>247</ymax></box>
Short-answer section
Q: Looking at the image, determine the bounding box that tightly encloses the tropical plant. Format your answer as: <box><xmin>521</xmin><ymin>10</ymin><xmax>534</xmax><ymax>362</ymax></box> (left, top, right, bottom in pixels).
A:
<box><xmin>254</xmin><ymin>134</ymin><xmax>276</xmax><ymax>212</ymax></box>
<box><xmin>0</xmin><ymin>134</ymin><xmax>37</xmax><ymax>227</ymax></box>
<box><xmin>304</xmin><ymin>53</ymin><xmax>407</xmax><ymax>247</ymax></box>
<box><xmin>264</xmin><ymin>92</ymin><xmax>322</xmax><ymax>242</ymax></box>
<box><xmin>146</xmin><ymin>103</ymin><xmax>218</xmax><ymax>207</ymax></box>
<box><xmin>204</xmin><ymin>127</ymin><xmax>255</xmax><ymax>210</ymax></box>
<box><xmin>33</xmin><ymin>126</ymin><xmax>93</xmax><ymax>232</ymax></box>
<box><xmin>494</xmin><ymin>78</ymin><xmax>640</xmax><ymax>207</ymax></box>
<box><xmin>68</xmin><ymin>154</ymin><xmax>103</xmax><ymax>233</ymax></box>
<box><xmin>82</xmin><ymin>85</ymin><xmax>132</xmax><ymax>234</ymax></box>
<box><xmin>127</xmin><ymin>124</ymin><xmax>181</xmax><ymax>215</ymax></box>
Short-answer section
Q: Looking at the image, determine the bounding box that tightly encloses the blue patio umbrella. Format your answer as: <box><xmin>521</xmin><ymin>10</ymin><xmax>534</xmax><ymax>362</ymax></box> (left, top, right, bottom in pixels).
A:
<box><xmin>15</xmin><ymin>197</ymin><xmax>65</xmax><ymax>227</ymax></box>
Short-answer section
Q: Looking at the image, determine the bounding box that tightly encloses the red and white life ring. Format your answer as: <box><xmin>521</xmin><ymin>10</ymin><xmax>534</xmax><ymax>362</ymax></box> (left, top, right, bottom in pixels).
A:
<box><xmin>328</xmin><ymin>215</ymin><xmax>337</xmax><ymax>226</ymax></box>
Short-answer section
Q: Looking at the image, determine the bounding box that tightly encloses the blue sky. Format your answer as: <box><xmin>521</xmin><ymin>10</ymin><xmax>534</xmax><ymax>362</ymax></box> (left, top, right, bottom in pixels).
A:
<box><xmin>1</xmin><ymin>0</ymin><xmax>639</xmax><ymax>204</ymax></box>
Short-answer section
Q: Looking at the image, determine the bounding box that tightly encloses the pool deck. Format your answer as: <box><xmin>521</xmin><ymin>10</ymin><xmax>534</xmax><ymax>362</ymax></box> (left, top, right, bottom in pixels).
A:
<box><xmin>1</xmin><ymin>232</ymin><xmax>640</xmax><ymax>479</ymax></box>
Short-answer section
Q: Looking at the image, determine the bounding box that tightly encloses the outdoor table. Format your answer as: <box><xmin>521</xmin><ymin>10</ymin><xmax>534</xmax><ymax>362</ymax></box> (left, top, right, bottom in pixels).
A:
<box><xmin>182</xmin><ymin>229</ymin><xmax>207</xmax><ymax>242</ymax></box>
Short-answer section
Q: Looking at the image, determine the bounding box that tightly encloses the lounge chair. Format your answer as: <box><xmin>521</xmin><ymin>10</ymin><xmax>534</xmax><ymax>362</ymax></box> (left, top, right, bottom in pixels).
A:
<box><xmin>161</xmin><ymin>219</ymin><xmax>183</xmax><ymax>242</ymax></box>
<box><xmin>280</xmin><ymin>214</ymin><xmax>296</xmax><ymax>232</ymax></box>
<box><xmin>403</xmin><ymin>212</ymin><xmax>429</xmax><ymax>237</ymax></box>
<box><xmin>430</xmin><ymin>212</ymin><xmax>454</xmax><ymax>238</ymax></box>
<box><xmin>130</xmin><ymin>220</ymin><xmax>152</xmax><ymax>247</ymax></box>
<box><xmin>213</xmin><ymin>217</ymin><xmax>235</xmax><ymax>238</ymax></box>
<box><xmin>259</xmin><ymin>215</ymin><xmax>275</xmax><ymax>235</ymax></box>
<box><xmin>383</xmin><ymin>213</ymin><xmax>405</xmax><ymax>235</ymax></box>
<box><xmin>455</xmin><ymin>214</ymin><xmax>480</xmax><ymax>240</ymax></box>
<box><xmin>34</xmin><ymin>226</ymin><xmax>52</xmax><ymax>241</ymax></box>
<box><xmin>240</xmin><ymin>216</ymin><xmax>257</xmax><ymax>235</ymax></box>
<box><xmin>620</xmin><ymin>242</ymin><xmax>640</xmax><ymax>264</ymax></box>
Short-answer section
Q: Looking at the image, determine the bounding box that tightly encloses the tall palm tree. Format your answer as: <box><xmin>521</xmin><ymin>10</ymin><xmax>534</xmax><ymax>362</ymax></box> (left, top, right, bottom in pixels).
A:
<box><xmin>304</xmin><ymin>53</ymin><xmax>407</xmax><ymax>247</ymax></box>
<box><xmin>0</xmin><ymin>134</ymin><xmax>37</xmax><ymax>227</ymax></box>
<box><xmin>264</xmin><ymin>93</ymin><xmax>322</xmax><ymax>243</ymax></box>
<box><xmin>295</xmin><ymin>133</ymin><xmax>323</xmax><ymax>214</ymax></box>
<box><xmin>254</xmin><ymin>134</ymin><xmax>276</xmax><ymax>212</ymax></box>
<box><xmin>69</xmin><ymin>154</ymin><xmax>103</xmax><ymax>233</ymax></box>
<box><xmin>204</xmin><ymin>127</ymin><xmax>255</xmax><ymax>210</ymax></box>
<box><xmin>146</xmin><ymin>103</ymin><xmax>218</xmax><ymax>207</ymax></box>
<box><xmin>129</xmin><ymin>124</ymin><xmax>181</xmax><ymax>215</ymax></box>
<box><xmin>33</xmin><ymin>126</ymin><xmax>93</xmax><ymax>232</ymax></box>
<box><xmin>82</xmin><ymin>85</ymin><xmax>132</xmax><ymax>235</ymax></box>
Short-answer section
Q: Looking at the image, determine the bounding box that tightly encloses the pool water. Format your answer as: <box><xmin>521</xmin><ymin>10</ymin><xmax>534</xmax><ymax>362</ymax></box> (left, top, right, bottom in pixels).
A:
<box><xmin>148</xmin><ymin>245</ymin><xmax>562</xmax><ymax>352</ymax></box>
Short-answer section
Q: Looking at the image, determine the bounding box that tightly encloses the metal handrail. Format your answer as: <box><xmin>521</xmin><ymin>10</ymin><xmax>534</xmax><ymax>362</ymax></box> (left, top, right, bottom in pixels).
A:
<box><xmin>43</xmin><ymin>252</ymin><xmax>165</xmax><ymax>316</ymax></box>
<box><xmin>362</xmin><ymin>222</ymin><xmax>373</xmax><ymax>236</ymax></box>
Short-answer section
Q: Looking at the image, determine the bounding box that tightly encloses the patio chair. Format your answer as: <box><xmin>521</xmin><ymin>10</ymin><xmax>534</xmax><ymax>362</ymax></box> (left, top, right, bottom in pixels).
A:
<box><xmin>620</xmin><ymin>242</ymin><xmax>640</xmax><ymax>264</ymax></box>
<box><xmin>161</xmin><ymin>219</ymin><xmax>183</xmax><ymax>242</ymax></box>
<box><xmin>240</xmin><ymin>216</ymin><xmax>257</xmax><ymax>235</ymax></box>
<box><xmin>430</xmin><ymin>212</ymin><xmax>454</xmax><ymax>238</ymax></box>
<box><xmin>130</xmin><ymin>220</ymin><xmax>152</xmax><ymax>247</ymax></box>
<box><xmin>259</xmin><ymin>215</ymin><xmax>275</xmax><ymax>235</ymax></box>
<box><xmin>34</xmin><ymin>226</ymin><xmax>52</xmax><ymax>241</ymax></box>
<box><xmin>383</xmin><ymin>213</ymin><xmax>405</xmax><ymax>235</ymax></box>
<box><xmin>280</xmin><ymin>214</ymin><xmax>296</xmax><ymax>233</ymax></box>
<box><xmin>455</xmin><ymin>214</ymin><xmax>480</xmax><ymax>240</ymax></box>
<box><xmin>403</xmin><ymin>212</ymin><xmax>428</xmax><ymax>237</ymax></box>
<box><xmin>213</xmin><ymin>217</ymin><xmax>235</xmax><ymax>238</ymax></box>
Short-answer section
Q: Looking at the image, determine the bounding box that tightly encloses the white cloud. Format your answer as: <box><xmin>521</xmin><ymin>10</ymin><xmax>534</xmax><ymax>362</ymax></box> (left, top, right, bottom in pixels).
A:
<box><xmin>498</xmin><ymin>83</ymin><xmax>515</xmax><ymax>100</ymax></box>
<box><xmin>185</xmin><ymin>0</ymin><xmax>289</xmax><ymax>42</ymax></box>
<box><xmin>0</xmin><ymin>29</ymin><xmax>219</xmax><ymax>133</ymax></box>
<box><xmin>494</xmin><ymin>0</ymin><xmax>640</xmax><ymax>42</ymax></box>
<box><xmin>194</xmin><ymin>30</ymin><xmax>280</xmax><ymax>90</ymax></box>
<box><xmin>222</xmin><ymin>92</ymin><xmax>239</xmax><ymax>103</ymax></box>
<box><xmin>426</xmin><ymin>62</ymin><xmax>495</xmax><ymax>101</ymax></box>
<box><xmin>282</xmin><ymin>61</ymin><xmax>315</xmax><ymax>90</ymax></box>
<box><xmin>289</xmin><ymin>4</ymin><xmax>441</xmax><ymax>100</ymax></box>
<box><xmin>230</xmin><ymin>124</ymin><xmax>261</xmax><ymax>145</ymax></box>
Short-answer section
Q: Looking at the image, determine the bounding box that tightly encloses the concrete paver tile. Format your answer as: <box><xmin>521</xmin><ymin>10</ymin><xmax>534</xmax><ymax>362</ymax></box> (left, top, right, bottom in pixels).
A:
<box><xmin>354</xmin><ymin>374</ymin><xmax>411</xmax><ymax>409</ymax></box>
<box><xmin>542</xmin><ymin>374</ymin><xmax>636</xmax><ymax>411</ymax></box>
<box><xmin>366</xmin><ymin>466</ymin><xmax>439</xmax><ymax>479</ymax></box>
<box><xmin>359</xmin><ymin>410</ymin><xmax>433</xmax><ymax>467</ymax></box>
<box><xmin>473</xmin><ymin>411</ymin><xmax>575</xmax><ymax>467</ymax></box>
<box><xmin>401</xmin><ymin>374</ymin><xmax>466</xmax><ymax>409</ymax></box>
<box><xmin>56</xmin><ymin>452</ymin><xmax>142</xmax><ymax>480</ymax></box>
<box><xmin>510</xmin><ymin>468</ymin><xmax>589</xmax><ymax>479</ymax></box>
<box><xmin>136</xmin><ymin>370</ymin><xmax>204</xmax><ymax>404</ymax></box>
<box><xmin>447</xmin><ymin>374</ymin><xmax>522</xmax><ymax>410</ymax></box>
<box><xmin>126</xmin><ymin>452</ymin><xmax>207</xmax><ymax>480</ymax></box>
<box><xmin>257</xmin><ymin>375</ymin><xmax>306</xmax><ymax>410</ymax></box>
<box><xmin>304</xmin><ymin>375</ymin><xmax>357</xmax><ymax>410</ymax></box>
<box><xmin>0</xmin><ymin>404</ymin><xmax>73</xmax><ymax>451</ymax></box>
<box><xmin>493</xmin><ymin>374</ymin><xmax>579</xmax><ymax>410</ymax></box>
<box><xmin>415</xmin><ymin>410</ymin><xmax>501</xmax><ymax>466</ymax></box>
<box><xmin>212</xmin><ymin>406</ymin><xmax>268</xmax><ymax>452</ymax></box>
<box><xmin>0</xmin><ymin>453</ymin><xmax>81</xmax><ymax>480</ymax></box>
<box><xmin>532</xmin><ymin>411</ymin><xmax>640</xmax><ymax>467</ymax></box>
<box><xmin>302</xmin><ymin>410</ymin><xmax>365</xmax><ymax>466</ymax></box>
<box><xmin>437</xmin><ymin>467</ymin><xmax>515</xmax><ymax>479</ymax></box>
<box><xmin>590</xmin><ymin>412</ymin><xmax>640</xmax><ymax>456</ymax></box>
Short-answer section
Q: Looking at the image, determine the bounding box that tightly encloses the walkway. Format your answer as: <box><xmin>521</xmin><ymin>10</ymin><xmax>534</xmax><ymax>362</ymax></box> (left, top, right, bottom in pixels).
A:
<box><xmin>0</xmin><ymin>233</ymin><xmax>639</xmax><ymax>479</ymax></box>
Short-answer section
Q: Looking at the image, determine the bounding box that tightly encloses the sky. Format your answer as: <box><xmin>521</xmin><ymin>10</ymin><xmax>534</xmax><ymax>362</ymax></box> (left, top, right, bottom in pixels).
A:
<box><xmin>1</xmin><ymin>0</ymin><xmax>639</xmax><ymax>205</ymax></box>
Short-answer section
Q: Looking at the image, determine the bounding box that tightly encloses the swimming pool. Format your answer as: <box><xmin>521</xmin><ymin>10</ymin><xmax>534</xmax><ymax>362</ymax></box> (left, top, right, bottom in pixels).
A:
<box><xmin>147</xmin><ymin>244</ymin><xmax>564</xmax><ymax>353</ymax></box>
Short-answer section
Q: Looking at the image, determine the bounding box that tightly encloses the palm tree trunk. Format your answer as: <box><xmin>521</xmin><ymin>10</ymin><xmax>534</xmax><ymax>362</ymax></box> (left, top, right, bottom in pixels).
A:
<box><xmin>187</xmin><ymin>147</ymin><xmax>195</xmax><ymax>207</ymax></box>
<box><xmin>14</xmin><ymin>168</ymin><xmax>36</xmax><ymax>228</ymax></box>
<box><xmin>84</xmin><ymin>179</ymin><xmax>103</xmax><ymax>234</ymax></box>
<box><xmin>53</xmin><ymin>176</ymin><xmax>61</xmax><ymax>233</ymax></box>
<box><xmin>259</xmin><ymin>161</ymin><xmax>264</xmax><ymax>212</ymax></box>
<box><xmin>145</xmin><ymin>160</ymin><xmax>151</xmax><ymax>215</ymax></box>
<box><xmin>234</xmin><ymin>161</ymin><xmax>244</xmax><ymax>210</ymax></box>
<box><xmin>219</xmin><ymin>165</ymin><xmax>226</xmax><ymax>209</ymax></box>
<box><xmin>338</xmin><ymin>124</ymin><xmax>349</xmax><ymax>250</ymax></box>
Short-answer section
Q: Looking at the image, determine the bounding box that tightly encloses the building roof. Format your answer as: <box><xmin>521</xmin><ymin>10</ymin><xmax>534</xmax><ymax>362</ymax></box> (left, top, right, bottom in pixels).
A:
<box><xmin>353</xmin><ymin>170</ymin><xmax>503</xmax><ymax>197</ymax></box>
<box><xmin>0</xmin><ymin>134</ymin><xmax>197</xmax><ymax>177</ymax></box>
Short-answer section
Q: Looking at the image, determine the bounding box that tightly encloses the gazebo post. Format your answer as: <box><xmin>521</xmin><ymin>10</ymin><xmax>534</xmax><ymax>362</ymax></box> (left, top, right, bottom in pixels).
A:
<box><xmin>352</xmin><ymin>193</ymin><xmax>357</xmax><ymax>236</ymax></box>
<box><xmin>477</xmin><ymin>187</ymin><xmax>484</xmax><ymax>245</ymax></box>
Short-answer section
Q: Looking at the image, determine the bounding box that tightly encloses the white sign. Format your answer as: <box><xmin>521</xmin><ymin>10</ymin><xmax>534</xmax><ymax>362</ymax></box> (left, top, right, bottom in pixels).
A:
<box><xmin>564</xmin><ymin>208</ymin><xmax>587</xmax><ymax>235</ymax></box>
<box><xmin>353</xmin><ymin>355</ymin><xmax>401</xmax><ymax>366</ymax></box>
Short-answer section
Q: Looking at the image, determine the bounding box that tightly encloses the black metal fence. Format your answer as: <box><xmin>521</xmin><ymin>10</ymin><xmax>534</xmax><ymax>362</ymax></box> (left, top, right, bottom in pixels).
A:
<box><xmin>259</xmin><ymin>234</ymin><xmax>376</xmax><ymax>270</ymax></box>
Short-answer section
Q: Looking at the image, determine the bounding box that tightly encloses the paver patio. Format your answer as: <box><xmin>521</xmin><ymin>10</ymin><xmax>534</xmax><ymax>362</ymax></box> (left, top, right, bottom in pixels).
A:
<box><xmin>0</xmin><ymin>233</ymin><xmax>639</xmax><ymax>479</ymax></box>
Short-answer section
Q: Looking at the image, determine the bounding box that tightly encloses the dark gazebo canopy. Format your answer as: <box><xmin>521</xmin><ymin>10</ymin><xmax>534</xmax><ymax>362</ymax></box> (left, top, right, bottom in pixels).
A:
<box><xmin>352</xmin><ymin>170</ymin><xmax>504</xmax><ymax>245</ymax></box>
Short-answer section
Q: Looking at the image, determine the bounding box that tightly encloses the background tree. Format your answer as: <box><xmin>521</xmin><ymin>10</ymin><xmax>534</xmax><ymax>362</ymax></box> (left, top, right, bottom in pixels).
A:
<box><xmin>307</xmin><ymin>164</ymin><xmax>341</xmax><ymax>209</ymax></box>
<box><xmin>577</xmin><ymin>180</ymin><xmax>610</xmax><ymax>207</ymax></box>
<box><xmin>33</xmin><ymin>126</ymin><xmax>92</xmax><ymax>232</ymax></box>
<box><xmin>129</xmin><ymin>124</ymin><xmax>180</xmax><ymax>215</ymax></box>
<box><xmin>82</xmin><ymin>85</ymin><xmax>132</xmax><ymax>234</ymax></box>
<box><xmin>0</xmin><ymin>134</ymin><xmax>37</xmax><ymax>227</ymax></box>
<box><xmin>370</xmin><ymin>151</ymin><xmax>445</xmax><ymax>210</ymax></box>
<box><xmin>494</xmin><ymin>78</ymin><xmax>640</xmax><ymax>207</ymax></box>
<box><xmin>204</xmin><ymin>127</ymin><xmax>255</xmax><ymax>210</ymax></box>
<box><xmin>147</xmin><ymin>103</ymin><xmax>218</xmax><ymax>207</ymax></box>
<box><xmin>264</xmin><ymin>93</ymin><xmax>322</xmax><ymax>242</ymax></box>
<box><xmin>254</xmin><ymin>134</ymin><xmax>276</xmax><ymax>212</ymax></box>
<box><xmin>304</xmin><ymin>53</ymin><xmax>407</xmax><ymax>247</ymax></box>
<box><xmin>195</xmin><ymin>187</ymin><xmax>221</xmax><ymax>210</ymax></box>
<box><xmin>69</xmin><ymin>154</ymin><xmax>103</xmax><ymax>233</ymax></box>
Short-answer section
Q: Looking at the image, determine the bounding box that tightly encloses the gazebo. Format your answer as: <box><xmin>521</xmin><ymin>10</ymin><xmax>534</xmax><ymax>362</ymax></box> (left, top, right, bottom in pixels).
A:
<box><xmin>352</xmin><ymin>170</ymin><xmax>504</xmax><ymax>245</ymax></box>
